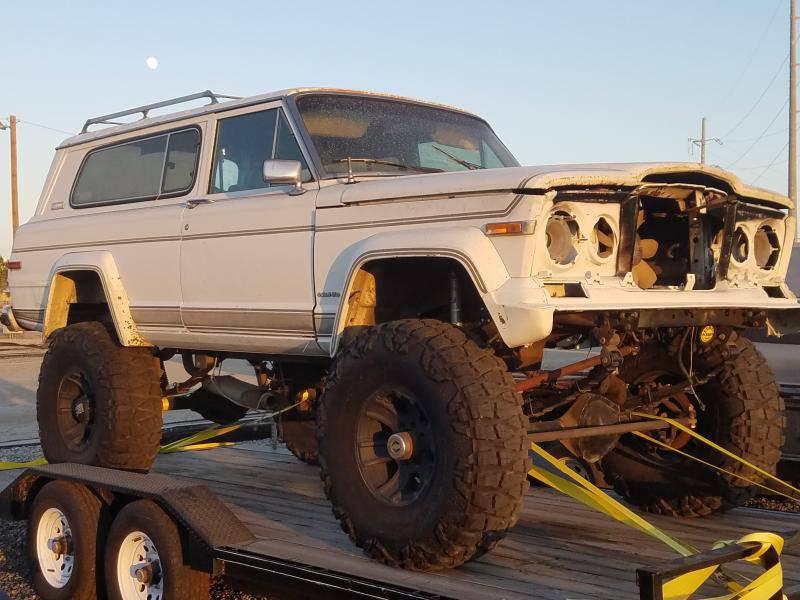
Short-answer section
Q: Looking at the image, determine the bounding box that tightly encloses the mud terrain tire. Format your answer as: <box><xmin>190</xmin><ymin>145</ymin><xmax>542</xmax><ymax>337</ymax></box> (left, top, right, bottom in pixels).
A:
<box><xmin>278</xmin><ymin>417</ymin><xmax>319</xmax><ymax>465</ymax></box>
<box><xmin>37</xmin><ymin>322</ymin><xmax>163</xmax><ymax>472</ymax></box>
<box><xmin>603</xmin><ymin>330</ymin><xmax>785</xmax><ymax>517</ymax></box>
<box><xmin>318</xmin><ymin>319</ymin><xmax>528</xmax><ymax>570</ymax></box>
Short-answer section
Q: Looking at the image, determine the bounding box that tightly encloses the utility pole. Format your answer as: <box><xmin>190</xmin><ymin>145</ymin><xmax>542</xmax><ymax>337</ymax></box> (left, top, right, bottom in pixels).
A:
<box><xmin>700</xmin><ymin>117</ymin><xmax>707</xmax><ymax>164</ymax></box>
<box><xmin>689</xmin><ymin>117</ymin><xmax>720</xmax><ymax>164</ymax></box>
<box><xmin>789</xmin><ymin>0</ymin><xmax>797</xmax><ymax>224</ymax></box>
<box><xmin>0</xmin><ymin>115</ymin><xmax>19</xmax><ymax>237</ymax></box>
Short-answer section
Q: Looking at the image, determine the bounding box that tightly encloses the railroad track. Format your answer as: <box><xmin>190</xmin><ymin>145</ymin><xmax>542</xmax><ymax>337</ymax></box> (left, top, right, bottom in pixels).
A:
<box><xmin>0</xmin><ymin>342</ymin><xmax>46</xmax><ymax>360</ymax></box>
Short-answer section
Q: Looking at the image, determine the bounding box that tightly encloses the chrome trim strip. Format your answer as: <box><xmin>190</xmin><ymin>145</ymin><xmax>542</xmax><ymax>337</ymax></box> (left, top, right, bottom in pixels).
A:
<box><xmin>13</xmin><ymin>309</ymin><xmax>44</xmax><ymax>325</ymax></box>
<box><xmin>314</xmin><ymin>314</ymin><xmax>336</xmax><ymax>336</ymax></box>
<box><xmin>14</xmin><ymin>236</ymin><xmax>183</xmax><ymax>254</ymax></box>
<box><xmin>181</xmin><ymin>308</ymin><xmax>314</xmax><ymax>332</ymax></box>
<box><xmin>186</xmin><ymin>326</ymin><xmax>316</xmax><ymax>339</ymax></box>
<box><xmin>316</xmin><ymin>195</ymin><xmax>523</xmax><ymax>232</ymax></box>
<box><xmin>15</xmin><ymin>195</ymin><xmax>522</xmax><ymax>253</ymax></box>
<box><xmin>129</xmin><ymin>307</ymin><xmax>182</xmax><ymax>327</ymax></box>
<box><xmin>14</xmin><ymin>226</ymin><xmax>313</xmax><ymax>254</ymax></box>
<box><xmin>182</xmin><ymin>225</ymin><xmax>312</xmax><ymax>242</ymax></box>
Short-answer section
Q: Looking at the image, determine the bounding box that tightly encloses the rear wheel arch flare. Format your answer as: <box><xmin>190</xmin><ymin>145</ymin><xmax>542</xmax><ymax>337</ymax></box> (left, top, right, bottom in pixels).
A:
<box><xmin>43</xmin><ymin>262</ymin><xmax>146</xmax><ymax>347</ymax></box>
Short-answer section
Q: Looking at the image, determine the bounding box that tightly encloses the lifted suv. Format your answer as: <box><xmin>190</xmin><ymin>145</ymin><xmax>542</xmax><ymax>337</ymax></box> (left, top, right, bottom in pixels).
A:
<box><xmin>5</xmin><ymin>88</ymin><xmax>799</xmax><ymax>571</ymax></box>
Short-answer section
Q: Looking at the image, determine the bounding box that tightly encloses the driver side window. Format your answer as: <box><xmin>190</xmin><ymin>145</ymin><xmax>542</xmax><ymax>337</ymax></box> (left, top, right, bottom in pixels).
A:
<box><xmin>210</xmin><ymin>108</ymin><xmax>311</xmax><ymax>194</ymax></box>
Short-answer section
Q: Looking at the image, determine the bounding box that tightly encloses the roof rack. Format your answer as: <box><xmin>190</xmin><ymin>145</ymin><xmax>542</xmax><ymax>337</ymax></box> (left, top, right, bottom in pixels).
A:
<box><xmin>80</xmin><ymin>90</ymin><xmax>242</xmax><ymax>133</ymax></box>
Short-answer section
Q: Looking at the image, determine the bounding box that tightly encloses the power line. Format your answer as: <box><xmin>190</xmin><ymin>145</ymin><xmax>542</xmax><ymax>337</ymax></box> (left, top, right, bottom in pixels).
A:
<box><xmin>18</xmin><ymin>120</ymin><xmax>75</xmax><ymax>136</ymax></box>
<box><xmin>725</xmin><ymin>97</ymin><xmax>789</xmax><ymax>167</ymax></box>
<box><xmin>752</xmin><ymin>140</ymin><xmax>789</xmax><ymax>184</ymax></box>
<box><xmin>719</xmin><ymin>51</ymin><xmax>789</xmax><ymax>140</ymax></box>
<box><xmin>724</xmin><ymin>127</ymin><xmax>789</xmax><ymax>143</ymax></box>
<box><xmin>736</xmin><ymin>160</ymin><xmax>788</xmax><ymax>171</ymax></box>
<box><xmin>710</xmin><ymin>0</ymin><xmax>785</xmax><ymax>116</ymax></box>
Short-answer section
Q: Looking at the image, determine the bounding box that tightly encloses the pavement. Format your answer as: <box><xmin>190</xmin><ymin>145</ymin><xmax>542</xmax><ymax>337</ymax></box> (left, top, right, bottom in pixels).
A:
<box><xmin>541</xmin><ymin>342</ymin><xmax>800</xmax><ymax>385</ymax></box>
<box><xmin>0</xmin><ymin>335</ymin><xmax>256</xmax><ymax>443</ymax></box>
<box><xmin>0</xmin><ymin>335</ymin><xmax>796</xmax><ymax>445</ymax></box>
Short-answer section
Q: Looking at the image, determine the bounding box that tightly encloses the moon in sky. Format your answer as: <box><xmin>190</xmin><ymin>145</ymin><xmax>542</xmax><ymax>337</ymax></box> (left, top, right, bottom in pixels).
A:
<box><xmin>146</xmin><ymin>56</ymin><xmax>159</xmax><ymax>70</ymax></box>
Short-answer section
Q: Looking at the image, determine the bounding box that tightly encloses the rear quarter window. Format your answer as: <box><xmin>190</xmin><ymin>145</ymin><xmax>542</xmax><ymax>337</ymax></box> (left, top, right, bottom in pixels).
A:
<box><xmin>71</xmin><ymin>127</ymin><xmax>201</xmax><ymax>207</ymax></box>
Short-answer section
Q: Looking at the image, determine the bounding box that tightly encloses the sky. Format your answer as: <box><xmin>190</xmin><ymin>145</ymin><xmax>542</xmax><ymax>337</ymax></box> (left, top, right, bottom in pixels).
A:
<box><xmin>0</xmin><ymin>0</ymin><xmax>793</xmax><ymax>257</ymax></box>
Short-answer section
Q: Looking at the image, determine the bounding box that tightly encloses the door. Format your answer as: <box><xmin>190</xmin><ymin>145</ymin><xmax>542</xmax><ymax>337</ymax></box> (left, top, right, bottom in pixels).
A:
<box><xmin>60</xmin><ymin>126</ymin><xmax>205</xmax><ymax>346</ymax></box>
<box><xmin>179</xmin><ymin>103</ymin><xmax>321</xmax><ymax>355</ymax></box>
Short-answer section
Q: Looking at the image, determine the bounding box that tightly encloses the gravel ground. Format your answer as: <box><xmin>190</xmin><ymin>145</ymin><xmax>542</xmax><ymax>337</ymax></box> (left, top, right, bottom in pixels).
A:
<box><xmin>745</xmin><ymin>494</ymin><xmax>800</xmax><ymax>512</ymax></box>
<box><xmin>0</xmin><ymin>445</ymin><xmax>273</xmax><ymax>600</ymax></box>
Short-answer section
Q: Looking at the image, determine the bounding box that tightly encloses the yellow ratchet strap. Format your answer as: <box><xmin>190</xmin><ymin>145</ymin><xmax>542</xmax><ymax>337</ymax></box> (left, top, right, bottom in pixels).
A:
<box><xmin>632</xmin><ymin>411</ymin><xmax>800</xmax><ymax>502</ymax></box>
<box><xmin>529</xmin><ymin>442</ymin><xmax>696</xmax><ymax>556</ymax></box>
<box><xmin>529</xmin><ymin>443</ymin><xmax>788</xmax><ymax>599</ymax></box>
<box><xmin>0</xmin><ymin>423</ymin><xmax>244</xmax><ymax>469</ymax></box>
<box><xmin>0</xmin><ymin>456</ymin><xmax>47</xmax><ymax>470</ymax></box>
<box><xmin>661</xmin><ymin>533</ymin><xmax>785</xmax><ymax>600</ymax></box>
<box><xmin>159</xmin><ymin>423</ymin><xmax>242</xmax><ymax>454</ymax></box>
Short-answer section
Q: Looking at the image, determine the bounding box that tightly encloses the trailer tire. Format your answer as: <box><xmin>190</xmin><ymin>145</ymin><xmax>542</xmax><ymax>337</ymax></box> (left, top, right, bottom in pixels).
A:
<box><xmin>37</xmin><ymin>322</ymin><xmax>163</xmax><ymax>472</ymax></box>
<box><xmin>603</xmin><ymin>330</ymin><xmax>785</xmax><ymax>517</ymax></box>
<box><xmin>27</xmin><ymin>480</ymin><xmax>110</xmax><ymax>600</ymax></box>
<box><xmin>105</xmin><ymin>499</ymin><xmax>210</xmax><ymax>600</ymax></box>
<box><xmin>318</xmin><ymin>319</ymin><xmax>528</xmax><ymax>571</ymax></box>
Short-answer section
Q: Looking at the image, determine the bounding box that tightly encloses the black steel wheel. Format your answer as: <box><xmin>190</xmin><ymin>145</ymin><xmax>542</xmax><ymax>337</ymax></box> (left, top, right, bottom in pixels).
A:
<box><xmin>318</xmin><ymin>319</ymin><xmax>528</xmax><ymax>571</ymax></box>
<box><xmin>54</xmin><ymin>369</ymin><xmax>96</xmax><ymax>454</ymax></box>
<box><xmin>37</xmin><ymin>322</ymin><xmax>163</xmax><ymax>472</ymax></box>
<box><xmin>355</xmin><ymin>388</ymin><xmax>436</xmax><ymax>506</ymax></box>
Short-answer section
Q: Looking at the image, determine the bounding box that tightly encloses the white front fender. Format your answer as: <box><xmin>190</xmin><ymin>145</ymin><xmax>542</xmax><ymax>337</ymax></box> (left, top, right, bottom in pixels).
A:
<box><xmin>321</xmin><ymin>226</ymin><xmax>552</xmax><ymax>354</ymax></box>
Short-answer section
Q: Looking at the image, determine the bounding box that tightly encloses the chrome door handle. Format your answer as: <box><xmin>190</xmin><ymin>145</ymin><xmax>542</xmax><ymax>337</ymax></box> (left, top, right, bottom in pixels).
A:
<box><xmin>185</xmin><ymin>198</ymin><xmax>215</xmax><ymax>209</ymax></box>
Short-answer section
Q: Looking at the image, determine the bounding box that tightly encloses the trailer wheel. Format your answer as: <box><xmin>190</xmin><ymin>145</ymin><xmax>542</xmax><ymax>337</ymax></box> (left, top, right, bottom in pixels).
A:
<box><xmin>105</xmin><ymin>499</ymin><xmax>210</xmax><ymax>600</ymax></box>
<box><xmin>318</xmin><ymin>319</ymin><xmax>528</xmax><ymax>570</ymax></box>
<box><xmin>37</xmin><ymin>322</ymin><xmax>163</xmax><ymax>472</ymax></box>
<box><xmin>603</xmin><ymin>330</ymin><xmax>785</xmax><ymax>517</ymax></box>
<box><xmin>27</xmin><ymin>480</ymin><xmax>110</xmax><ymax>600</ymax></box>
<box><xmin>278</xmin><ymin>418</ymin><xmax>319</xmax><ymax>465</ymax></box>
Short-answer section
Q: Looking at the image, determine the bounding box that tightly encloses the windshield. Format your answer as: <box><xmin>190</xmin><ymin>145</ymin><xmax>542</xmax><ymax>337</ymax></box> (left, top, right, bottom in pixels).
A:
<box><xmin>295</xmin><ymin>94</ymin><xmax>519</xmax><ymax>177</ymax></box>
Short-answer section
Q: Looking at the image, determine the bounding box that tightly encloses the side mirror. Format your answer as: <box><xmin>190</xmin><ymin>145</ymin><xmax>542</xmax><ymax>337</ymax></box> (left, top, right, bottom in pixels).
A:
<box><xmin>263</xmin><ymin>159</ymin><xmax>305</xmax><ymax>195</ymax></box>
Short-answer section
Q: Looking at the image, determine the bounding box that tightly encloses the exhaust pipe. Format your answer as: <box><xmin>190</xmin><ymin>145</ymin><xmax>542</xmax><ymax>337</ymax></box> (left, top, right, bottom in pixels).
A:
<box><xmin>202</xmin><ymin>376</ymin><xmax>276</xmax><ymax>410</ymax></box>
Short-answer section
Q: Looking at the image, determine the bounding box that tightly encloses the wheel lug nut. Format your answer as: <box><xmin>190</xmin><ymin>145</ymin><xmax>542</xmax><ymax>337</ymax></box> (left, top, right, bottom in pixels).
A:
<box><xmin>134</xmin><ymin>564</ymin><xmax>153</xmax><ymax>584</ymax></box>
<box><xmin>387</xmin><ymin>432</ymin><xmax>414</xmax><ymax>461</ymax></box>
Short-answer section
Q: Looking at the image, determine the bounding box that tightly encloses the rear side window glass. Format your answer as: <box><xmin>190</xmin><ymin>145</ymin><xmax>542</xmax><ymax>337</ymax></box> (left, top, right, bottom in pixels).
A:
<box><xmin>72</xmin><ymin>136</ymin><xmax>166</xmax><ymax>206</ymax></box>
<box><xmin>71</xmin><ymin>127</ymin><xmax>201</xmax><ymax>207</ymax></box>
<box><xmin>211</xmin><ymin>109</ymin><xmax>278</xmax><ymax>193</ymax></box>
<box><xmin>162</xmin><ymin>129</ymin><xmax>201</xmax><ymax>193</ymax></box>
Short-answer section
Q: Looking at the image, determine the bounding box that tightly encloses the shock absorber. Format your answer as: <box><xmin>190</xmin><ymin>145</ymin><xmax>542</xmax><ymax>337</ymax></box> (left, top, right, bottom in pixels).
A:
<box><xmin>449</xmin><ymin>268</ymin><xmax>462</xmax><ymax>326</ymax></box>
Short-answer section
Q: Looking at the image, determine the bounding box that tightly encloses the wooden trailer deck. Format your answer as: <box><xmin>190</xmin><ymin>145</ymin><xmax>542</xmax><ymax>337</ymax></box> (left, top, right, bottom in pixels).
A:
<box><xmin>154</xmin><ymin>443</ymin><xmax>800</xmax><ymax>600</ymax></box>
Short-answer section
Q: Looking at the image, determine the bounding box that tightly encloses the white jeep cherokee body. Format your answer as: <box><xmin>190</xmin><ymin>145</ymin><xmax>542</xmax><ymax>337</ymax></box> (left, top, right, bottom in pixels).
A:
<box><xmin>8</xmin><ymin>89</ymin><xmax>800</xmax><ymax>576</ymax></box>
<box><xmin>5</xmin><ymin>88</ymin><xmax>799</xmax><ymax>354</ymax></box>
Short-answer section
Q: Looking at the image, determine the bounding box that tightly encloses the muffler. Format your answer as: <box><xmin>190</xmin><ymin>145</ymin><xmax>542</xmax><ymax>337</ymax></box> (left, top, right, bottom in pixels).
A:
<box><xmin>202</xmin><ymin>376</ymin><xmax>276</xmax><ymax>410</ymax></box>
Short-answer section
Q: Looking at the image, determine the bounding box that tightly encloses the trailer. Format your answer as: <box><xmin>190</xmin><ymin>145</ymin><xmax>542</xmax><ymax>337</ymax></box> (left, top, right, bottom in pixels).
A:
<box><xmin>2</xmin><ymin>442</ymin><xmax>799</xmax><ymax>600</ymax></box>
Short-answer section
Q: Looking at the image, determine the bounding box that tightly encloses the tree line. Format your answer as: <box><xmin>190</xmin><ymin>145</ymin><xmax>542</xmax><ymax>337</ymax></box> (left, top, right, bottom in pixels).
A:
<box><xmin>0</xmin><ymin>257</ymin><xmax>7</xmax><ymax>291</ymax></box>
